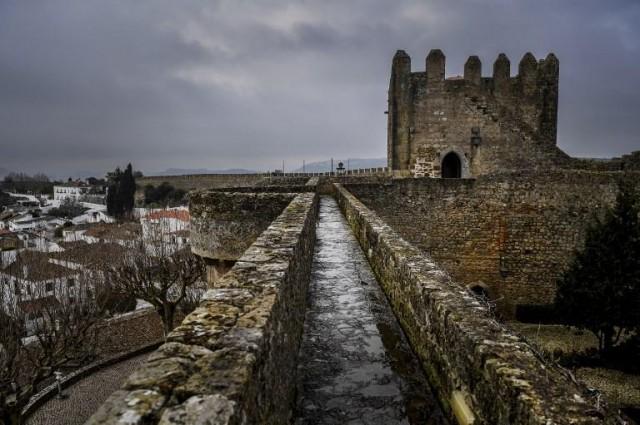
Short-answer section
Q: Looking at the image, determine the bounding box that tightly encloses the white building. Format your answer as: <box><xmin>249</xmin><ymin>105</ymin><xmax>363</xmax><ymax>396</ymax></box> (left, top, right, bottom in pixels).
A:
<box><xmin>53</xmin><ymin>184</ymin><xmax>89</xmax><ymax>201</ymax></box>
<box><xmin>8</xmin><ymin>214</ymin><xmax>64</xmax><ymax>232</ymax></box>
<box><xmin>141</xmin><ymin>208</ymin><xmax>190</xmax><ymax>255</ymax></box>
<box><xmin>0</xmin><ymin>251</ymin><xmax>81</xmax><ymax>335</ymax></box>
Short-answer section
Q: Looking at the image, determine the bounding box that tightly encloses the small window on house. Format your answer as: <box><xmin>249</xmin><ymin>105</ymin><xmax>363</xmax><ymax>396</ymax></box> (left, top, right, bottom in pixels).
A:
<box><xmin>67</xmin><ymin>278</ymin><xmax>75</xmax><ymax>288</ymax></box>
<box><xmin>45</xmin><ymin>282</ymin><xmax>54</xmax><ymax>292</ymax></box>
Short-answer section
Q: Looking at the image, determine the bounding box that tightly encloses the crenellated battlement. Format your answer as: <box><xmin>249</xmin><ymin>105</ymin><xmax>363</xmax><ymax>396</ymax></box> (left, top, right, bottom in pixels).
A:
<box><xmin>392</xmin><ymin>49</ymin><xmax>559</xmax><ymax>99</ymax></box>
<box><xmin>388</xmin><ymin>48</ymin><xmax>562</xmax><ymax>176</ymax></box>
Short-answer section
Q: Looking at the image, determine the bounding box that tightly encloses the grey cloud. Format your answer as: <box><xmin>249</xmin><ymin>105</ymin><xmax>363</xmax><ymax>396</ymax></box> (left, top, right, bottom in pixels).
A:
<box><xmin>0</xmin><ymin>0</ymin><xmax>639</xmax><ymax>177</ymax></box>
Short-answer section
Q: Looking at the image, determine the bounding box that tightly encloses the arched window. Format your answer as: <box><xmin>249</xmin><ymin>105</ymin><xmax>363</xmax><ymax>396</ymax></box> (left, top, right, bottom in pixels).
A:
<box><xmin>441</xmin><ymin>152</ymin><xmax>462</xmax><ymax>178</ymax></box>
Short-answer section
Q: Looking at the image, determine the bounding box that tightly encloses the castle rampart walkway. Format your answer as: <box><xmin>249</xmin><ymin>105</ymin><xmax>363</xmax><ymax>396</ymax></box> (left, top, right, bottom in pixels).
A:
<box><xmin>294</xmin><ymin>197</ymin><xmax>447</xmax><ymax>424</ymax></box>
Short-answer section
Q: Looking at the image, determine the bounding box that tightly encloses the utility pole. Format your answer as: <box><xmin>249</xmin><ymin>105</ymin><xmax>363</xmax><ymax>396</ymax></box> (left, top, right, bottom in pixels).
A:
<box><xmin>282</xmin><ymin>160</ymin><xmax>285</xmax><ymax>175</ymax></box>
<box><xmin>331</xmin><ymin>158</ymin><xmax>334</xmax><ymax>176</ymax></box>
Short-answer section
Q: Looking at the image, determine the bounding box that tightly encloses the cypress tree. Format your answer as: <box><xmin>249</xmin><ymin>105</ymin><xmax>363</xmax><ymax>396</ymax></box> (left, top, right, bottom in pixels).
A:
<box><xmin>106</xmin><ymin>164</ymin><xmax>136</xmax><ymax>218</ymax></box>
<box><xmin>106</xmin><ymin>167</ymin><xmax>122</xmax><ymax>217</ymax></box>
<box><xmin>121</xmin><ymin>163</ymin><xmax>136</xmax><ymax>214</ymax></box>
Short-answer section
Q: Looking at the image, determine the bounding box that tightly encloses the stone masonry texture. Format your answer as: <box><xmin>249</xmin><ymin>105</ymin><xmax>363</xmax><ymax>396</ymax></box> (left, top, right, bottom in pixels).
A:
<box><xmin>86</xmin><ymin>192</ymin><xmax>318</xmax><ymax>425</ymax></box>
<box><xmin>334</xmin><ymin>183</ymin><xmax>615</xmax><ymax>424</ymax></box>
<box><xmin>345</xmin><ymin>171</ymin><xmax>640</xmax><ymax>317</ymax></box>
<box><xmin>189</xmin><ymin>191</ymin><xmax>296</xmax><ymax>261</ymax></box>
<box><xmin>387</xmin><ymin>49</ymin><xmax>569</xmax><ymax>177</ymax></box>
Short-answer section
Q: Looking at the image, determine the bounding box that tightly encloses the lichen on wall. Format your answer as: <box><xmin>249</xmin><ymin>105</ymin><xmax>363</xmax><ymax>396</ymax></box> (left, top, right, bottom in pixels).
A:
<box><xmin>345</xmin><ymin>171</ymin><xmax>639</xmax><ymax>316</ymax></box>
<box><xmin>335</xmin><ymin>183</ymin><xmax>615</xmax><ymax>424</ymax></box>
<box><xmin>86</xmin><ymin>192</ymin><xmax>318</xmax><ymax>425</ymax></box>
<box><xmin>189</xmin><ymin>191</ymin><xmax>296</xmax><ymax>261</ymax></box>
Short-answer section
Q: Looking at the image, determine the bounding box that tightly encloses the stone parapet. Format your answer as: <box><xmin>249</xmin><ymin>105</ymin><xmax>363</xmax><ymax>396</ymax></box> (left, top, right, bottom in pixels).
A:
<box><xmin>344</xmin><ymin>171</ymin><xmax>640</xmax><ymax>316</ymax></box>
<box><xmin>189</xmin><ymin>191</ymin><xmax>296</xmax><ymax>261</ymax></box>
<box><xmin>334</xmin><ymin>183</ymin><xmax>614</xmax><ymax>424</ymax></box>
<box><xmin>86</xmin><ymin>192</ymin><xmax>318</xmax><ymax>425</ymax></box>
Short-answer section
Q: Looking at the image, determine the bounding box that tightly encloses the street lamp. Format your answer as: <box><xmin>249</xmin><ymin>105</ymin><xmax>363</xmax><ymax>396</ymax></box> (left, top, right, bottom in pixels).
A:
<box><xmin>54</xmin><ymin>371</ymin><xmax>67</xmax><ymax>399</ymax></box>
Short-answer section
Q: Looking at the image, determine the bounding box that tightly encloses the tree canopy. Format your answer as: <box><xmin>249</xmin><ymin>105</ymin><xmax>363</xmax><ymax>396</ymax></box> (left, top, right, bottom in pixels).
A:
<box><xmin>143</xmin><ymin>182</ymin><xmax>187</xmax><ymax>207</ymax></box>
<box><xmin>106</xmin><ymin>164</ymin><xmax>136</xmax><ymax>218</ymax></box>
<box><xmin>555</xmin><ymin>179</ymin><xmax>640</xmax><ymax>354</ymax></box>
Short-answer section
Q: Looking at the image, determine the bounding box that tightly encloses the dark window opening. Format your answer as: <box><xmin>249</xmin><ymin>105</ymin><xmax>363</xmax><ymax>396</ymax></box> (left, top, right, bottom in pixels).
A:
<box><xmin>470</xmin><ymin>285</ymin><xmax>489</xmax><ymax>300</ymax></box>
<box><xmin>441</xmin><ymin>152</ymin><xmax>462</xmax><ymax>178</ymax></box>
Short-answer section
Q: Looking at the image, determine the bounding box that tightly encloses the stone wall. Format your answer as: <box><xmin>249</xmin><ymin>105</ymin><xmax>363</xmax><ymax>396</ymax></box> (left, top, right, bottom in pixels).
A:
<box><xmin>335</xmin><ymin>183</ymin><xmax>613</xmax><ymax>424</ymax></box>
<box><xmin>345</xmin><ymin>171</ymin><xmax>638</xmax><ymax>316</ymax></box>
<box><xmin>138</xmin><ymin>170</ymin><xmax>393</xmax><ymax>194</ymax></box>
<box><xmin>137</xmin><ymin>174</ymin><xmax>266</xmax><ymax>192</ymax></box>
<box><xmin>568</xmin><ymin>151</ymin><xmax>640</xmax><ymax>172</ymax></box>
<box><xmin>86</xmin><ymin>192</ymin><xmax>318</xmax><ymax>425</ymax></box>
<box><xmin>189</xmin><ymin>191</ymin><xmax>296</xmax><ymax>261</ymax></box>
<box><xmin>204</xmin><ymin>185</ymin><xmax>315</xmax><ymax>194</ymax></box>
<box><xmin>388</xmin><ymin>49</ymin><xmax>569</xmax><ymax>177</ymax></box>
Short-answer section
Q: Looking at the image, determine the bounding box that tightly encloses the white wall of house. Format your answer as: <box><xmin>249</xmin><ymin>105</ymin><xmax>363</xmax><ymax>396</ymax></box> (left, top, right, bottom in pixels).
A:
<box><xmin>72</xmin><ymin>209</ymin><xmax>113</xmax><ymax>225</ymax></box>
<box><xmin>53</xmin><ymin>185</ymin><xmax>89</xmax><ymax>201</ymax></box>
<box><xmin>0</xmin><ymin>249</ymin><xmax>19</xmax><ymax>268</ymax></box>
<box><xmin>140</xmin><ymin>208</ymin><xmax>190</xmax><ymax>256</ymax></box>
<box><xmin>63</xmin><ymin>229</ymin><xmax>86</xmax><ymax>243</ymax></box>
<box><xmin>0</xmin><ymin>271</ymin><xmax>80</xmax><ymax>301</ymax></box>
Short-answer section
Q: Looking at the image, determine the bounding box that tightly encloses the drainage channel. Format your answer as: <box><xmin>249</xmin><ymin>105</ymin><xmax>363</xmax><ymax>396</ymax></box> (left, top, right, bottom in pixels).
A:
<box><xmin>295</xmin><ymin>196</ymin><xmax>448</xmax><ymax>424</ymax></box>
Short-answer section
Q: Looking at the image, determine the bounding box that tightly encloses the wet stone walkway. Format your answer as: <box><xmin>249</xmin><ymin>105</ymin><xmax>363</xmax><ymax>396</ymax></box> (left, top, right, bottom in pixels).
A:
<box><xmin>295</xmin><ymin>197</ymin><xmax>448</xmax><ymax>425</ymax></box>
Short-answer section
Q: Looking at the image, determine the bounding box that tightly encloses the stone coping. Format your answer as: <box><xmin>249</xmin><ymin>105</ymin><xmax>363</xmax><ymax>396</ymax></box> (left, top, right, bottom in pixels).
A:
<box><xmin>189</xmin><ymin>191</ymin><xmax>297</xmax><ymax>261</ymax></box>
<box><xmin>86</xmin><ymin>192</ymin><xmax>318</xmax><ymax>425</ymax></box>
<box><xmin>334</xmin><ymin>183</ymin><xmax>615</xmax><ymax>425</ymax></box>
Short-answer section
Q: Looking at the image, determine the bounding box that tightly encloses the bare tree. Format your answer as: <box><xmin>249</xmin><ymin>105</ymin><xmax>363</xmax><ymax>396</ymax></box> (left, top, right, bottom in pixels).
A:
<box><xmin>108</xmin><ymin>219</ymin><xmax>205</xmax><ymax>338</ymax></box>
<box><xmin>0</xmin><ymin>270</ymin><xmax>109</xmax><ymax>425</ymax></box>
<box><xmin>0</xmin><ymin>288</ymin><xmax>26</xmax><ymax>425</ymax></box>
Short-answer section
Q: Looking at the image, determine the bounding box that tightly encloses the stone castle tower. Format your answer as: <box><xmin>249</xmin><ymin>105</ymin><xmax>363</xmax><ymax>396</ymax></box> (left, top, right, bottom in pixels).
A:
<box><xmin>387</xmin><ymin>49</ymin><xmax>568</xmax><ymax>177</ymax></box>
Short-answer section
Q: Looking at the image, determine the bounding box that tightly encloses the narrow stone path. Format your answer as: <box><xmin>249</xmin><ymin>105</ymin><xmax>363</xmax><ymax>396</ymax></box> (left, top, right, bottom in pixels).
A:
<box><xmin>25</xmin><ymin>353</ymin><xmax>150</xmax><ymax>425</ymax></box>
<box><xmin>295</xmin><ymin>197</ymin><xmax>448</xmax><ymax>425</ymax></box>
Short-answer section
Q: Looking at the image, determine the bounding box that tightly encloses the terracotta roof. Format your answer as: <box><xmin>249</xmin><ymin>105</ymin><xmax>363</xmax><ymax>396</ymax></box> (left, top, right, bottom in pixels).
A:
<box><xmin>84</xmin><ymin>222</ymin><xmax>141</xmax><ymax>241</ymax></box>
<box><xmin>65</xmin><ymin>223</ymin><xmax>94</xmax><ymax>231</ymax></box>
<box><xmin>144</xmin><ymin>209</ymin><xmax>190</xmax><ymax>222</ymax></box>
<box><xmin>55</xmin><ymin>181</ymin><xmax>89</xmax><ymax>188</ymax></box>
<box><xmin>4</xmin><ymin>251</ymin><xmax>76</xmax><ymax>281</ymax></box>
<box><xmin>57</xmin><ymin>240</ymin><xmax>86</xmax><ymax>249</ymax></box>
<box><xmin>170</xmin><ymin>229</ymin><xmax>190</xmax><ymax>237</ymax></box>
<box><xmin>18</xmin><ymin>295</ymin><xmax>60</xmax><ymax>315</ymax></box>
<box><xmin>50</xmin><ymin>242</ymin><xmax>133</xmax><ymax>269</ymax></box>
<box><xmin>0</xmin><ymin>211</ymin><xmax>19</xmax><ymax>221</ymax></box>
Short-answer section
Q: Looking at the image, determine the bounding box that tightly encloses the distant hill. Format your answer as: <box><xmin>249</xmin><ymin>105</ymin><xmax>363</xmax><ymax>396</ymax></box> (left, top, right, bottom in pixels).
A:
<box><xmin>152</xmin><ymin>168</ymin><xmax>257</xmax><ymax>176</ymax></box>
<box><xmin>0</xmin><ymin>168</ymin><xmax>8</xmax><ymax>179</ymax></box>
<box><xmin>291</xmin><ymin>158</ymin><xmax>386</xmax><ymax>173</ymax></box>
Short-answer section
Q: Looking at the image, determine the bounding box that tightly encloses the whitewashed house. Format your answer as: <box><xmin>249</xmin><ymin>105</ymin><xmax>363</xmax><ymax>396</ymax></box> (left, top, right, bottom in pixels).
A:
<box><xmin>53</xmin><ymin>182</ymin><xmax>90</xmax><ymax>201</ymax></box>
<box><xmin>140</xmin><ymin>208</ymin><xmax>190</xmax><ymax>255</ymax></box>
<box><xmin>0</xmin><ymin>251</ymin><xmax>81</xmax><ymax>335</ymax></box>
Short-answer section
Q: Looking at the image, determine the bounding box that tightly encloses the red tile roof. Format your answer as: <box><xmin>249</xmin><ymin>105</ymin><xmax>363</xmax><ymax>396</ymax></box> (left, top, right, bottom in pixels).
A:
<box><xmin>144</xmin><ymin>209</ymin><xmax>190</xmax><ymax>222</ymax></box>
<box><xmin>18</xmin><ymin>295</ymin><xmax>60</xmax><ymax>314</ymax></box>
<box><xmin>4</xmin><ymin>251</ymin><xmax>76</xmax><ymax>281</ymax></box>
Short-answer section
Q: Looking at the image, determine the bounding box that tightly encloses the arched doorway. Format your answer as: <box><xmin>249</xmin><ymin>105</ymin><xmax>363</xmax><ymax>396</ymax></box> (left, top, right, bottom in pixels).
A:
<box><xmin>469</xmin><ymin>285</ymin><xmax>490</xmax><ymax>300</ymax></box>
<box><xmin>441</xmin><ymin>152</ymin><xmax>462</xmax><ymax>178</ymax></box>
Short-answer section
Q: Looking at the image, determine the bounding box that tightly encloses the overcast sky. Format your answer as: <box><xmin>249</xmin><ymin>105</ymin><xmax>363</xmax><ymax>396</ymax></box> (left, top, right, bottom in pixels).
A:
<box><xmin>1</xmin><ymin>0</ymin><xmax>639</xmax><ymax>177</ymax></box>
